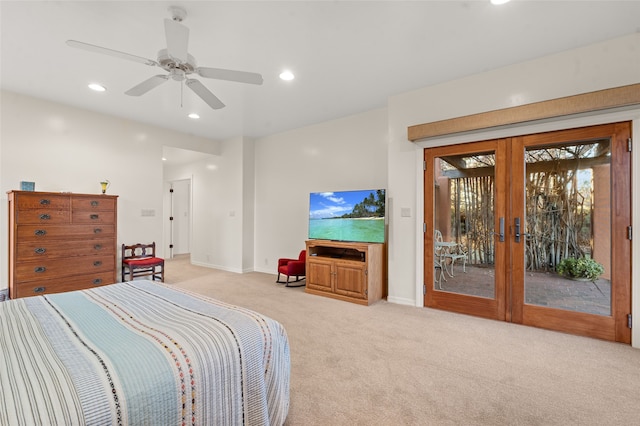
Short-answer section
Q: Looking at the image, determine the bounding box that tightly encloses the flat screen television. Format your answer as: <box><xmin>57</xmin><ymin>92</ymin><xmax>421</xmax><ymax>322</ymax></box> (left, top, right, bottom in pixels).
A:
<box><xmin>308</xmin><ymin>189</ymin><xmax>386</xmax><ymax>243</ymax></box>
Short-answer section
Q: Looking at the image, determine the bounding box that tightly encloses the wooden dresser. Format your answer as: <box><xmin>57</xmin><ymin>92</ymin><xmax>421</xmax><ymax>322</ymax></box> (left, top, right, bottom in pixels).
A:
<box><xmin>8</xmin><ymin>191</ymin><xmax>118</xmax><ymax>299</ymax></box>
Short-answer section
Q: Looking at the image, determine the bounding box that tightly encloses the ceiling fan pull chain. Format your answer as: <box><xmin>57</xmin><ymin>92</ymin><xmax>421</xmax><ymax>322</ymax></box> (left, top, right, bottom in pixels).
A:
<box><xmin>180</xmin><ymin>79</ymin><xmax>184</xmax><ymax>108</ymax></box>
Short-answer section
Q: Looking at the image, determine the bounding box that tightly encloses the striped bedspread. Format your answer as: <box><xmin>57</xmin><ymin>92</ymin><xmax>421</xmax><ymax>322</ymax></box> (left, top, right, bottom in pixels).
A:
<box><xmin>0</xmin><ymin>281</ymin><xmax>290</xmax><ymax>425</ymax></box>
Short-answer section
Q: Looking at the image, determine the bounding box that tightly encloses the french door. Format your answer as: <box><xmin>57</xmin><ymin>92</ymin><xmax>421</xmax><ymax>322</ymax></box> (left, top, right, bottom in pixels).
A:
<box><xmin>424</xmin><ymin>122</ymin><xmax>632</xmax><ymax>343</ymax></box>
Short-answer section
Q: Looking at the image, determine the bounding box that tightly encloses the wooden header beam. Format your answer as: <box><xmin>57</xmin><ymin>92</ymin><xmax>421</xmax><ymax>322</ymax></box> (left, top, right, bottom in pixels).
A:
<box><xmin>408</xmin><ymin>83</ymin><xmax>640</xmax><ymax>142</ymax></box>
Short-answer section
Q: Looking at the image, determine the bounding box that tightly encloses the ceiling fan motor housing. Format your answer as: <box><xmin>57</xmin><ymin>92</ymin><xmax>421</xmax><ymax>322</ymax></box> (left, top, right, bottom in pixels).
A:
<box><xmin>168</xmin><ymin>6</ymin><xmax>187</xmax><ymax>22</ymax></box>
<box><xmin>157</xmin><ymin>49</ymin><xmax>197</xmax><ymax>74</ymax></box>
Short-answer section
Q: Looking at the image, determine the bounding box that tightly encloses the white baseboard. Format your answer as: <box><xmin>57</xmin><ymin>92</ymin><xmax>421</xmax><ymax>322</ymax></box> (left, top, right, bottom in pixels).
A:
<box><xmin>190</xmin><ymin>260</ymin><xmax>243</xmax><ymax>274</ymax></box>
<box><xmin>386</xmin><ymin>295</ymin><xmax>415</xmax><ymax>306</ymax></box>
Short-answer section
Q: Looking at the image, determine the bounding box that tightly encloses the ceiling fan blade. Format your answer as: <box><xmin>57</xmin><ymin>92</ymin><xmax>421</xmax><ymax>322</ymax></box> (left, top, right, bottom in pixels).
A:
<box><xmin>197</xmin><ymin>67</ymin><xmax>264</xmax><ymax>85</ymax></box>
<box><xmin>66</xmin><ymin>40</ymin><xmax>158</xmax><ymax>67</ymax></box>
<box><xmin>164</xmin><ymin>18</ymin><xmax>189</xmax><ymax>64</ymax></box>
<box><xmin>186</xmin><ymin>79</ymin><xmax>225</xmax><ymax>110</ymax></box>
<box><xmin>125</xmin><ymin>75</ymin><xmax>169</xmax><ymax>96</ymax></box>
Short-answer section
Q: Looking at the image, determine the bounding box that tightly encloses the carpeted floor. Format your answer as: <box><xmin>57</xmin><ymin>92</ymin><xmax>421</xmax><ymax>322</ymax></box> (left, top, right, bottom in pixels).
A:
<box><xmin>165</xmin><ymin>255</ymin><xmax>640</xmax><ymax>425</ymax></box>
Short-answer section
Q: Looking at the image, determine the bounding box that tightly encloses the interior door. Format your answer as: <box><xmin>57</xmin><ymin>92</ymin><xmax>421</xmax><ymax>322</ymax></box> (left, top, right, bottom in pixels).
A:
<box><xmin>424</xmin><ymin>122</ymin><xmax>632</xmax><ymax>343</ymax></box>
<box><xmin>170</xmin><ymin>179</ymin><xmax>191</xmax><ymax>256</ymax></box>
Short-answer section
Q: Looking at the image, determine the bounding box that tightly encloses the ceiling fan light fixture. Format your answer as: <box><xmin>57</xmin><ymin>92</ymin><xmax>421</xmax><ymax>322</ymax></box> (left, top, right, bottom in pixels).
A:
<box><xmin>490</xmin><ymin>0</ymin><xmax>511</xmax><ymax>5</ymax></box>
<box><xmin>188</xmin><ymin>113</ymin><xmax>200</xmax><ymax>119</ymax></box>
<box><xmin>88</xmin><ymin>83</ymin><xmax>106</xmax><ymax>92</ymax></box>
<box><xmin>279</xmin><ymin>70</ymin><xmax>295</xmax><ymax>81</ymax></box>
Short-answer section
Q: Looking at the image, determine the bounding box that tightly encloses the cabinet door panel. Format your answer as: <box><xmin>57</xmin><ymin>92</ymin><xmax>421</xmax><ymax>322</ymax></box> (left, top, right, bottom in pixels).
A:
<box><xmin>334</xmin><ymin>263</ymin><xmax>366</xmax><ymax>299</ymax></box>
<box><xmin>307</xmin><ymin>260</ymin><xmax>333</xmax><ymax>292</ymax></box>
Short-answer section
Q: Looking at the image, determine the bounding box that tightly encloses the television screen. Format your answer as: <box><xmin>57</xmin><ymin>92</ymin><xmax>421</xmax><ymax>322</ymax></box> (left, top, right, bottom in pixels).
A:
<box><xmin>308</xmin><ymin>189</ymin><xmax>386</xmax><ymax>243</ymax></box>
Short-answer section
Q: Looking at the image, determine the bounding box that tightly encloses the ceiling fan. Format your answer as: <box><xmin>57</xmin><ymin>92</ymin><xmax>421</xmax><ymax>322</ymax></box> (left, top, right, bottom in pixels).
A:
<box><xmin>66</xmin><ymin>6</ymin><xmax>263</xmax><ymax>110</ymax></box>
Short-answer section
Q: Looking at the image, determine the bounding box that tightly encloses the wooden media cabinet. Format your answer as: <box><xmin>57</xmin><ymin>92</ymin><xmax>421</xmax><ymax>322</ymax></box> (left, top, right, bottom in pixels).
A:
<box><xmin>305</xmin><ymin>239</ymin><xmax>385</xmax><ymax>305</ymax></box>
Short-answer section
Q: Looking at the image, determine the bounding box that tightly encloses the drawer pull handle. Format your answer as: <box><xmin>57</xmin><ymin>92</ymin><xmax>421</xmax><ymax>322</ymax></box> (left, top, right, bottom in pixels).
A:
<box><xmin>91</xmin><ymin>201</ymin><xmax>99</xmax><ymax>207</ymax></box>
<box><xmin>92</xmin><ymin>278</ymin><xmax>103</xmax><ymax>285</ymax></box>
<box><xmin>39</xmin><ymin>199</ymin><xmax>50</xmax><ymax>205</ymax></box>
<box><xmin>34</xmin><ymin>287</ymin><xmax>46</xmax><ymax>293</ymax></box>
<box><xmin>93</xmin><ymin>261</ymin><xmax>102</xmax><ymax>267</ymax></box>
<box><xmin>34</xmin><ymin>266</ymin><xmax>46</xmax><ymax>273</ymax></box>
<box><xmin>39</xmin><ymin>214</ymin><xmax>51</xmax><ymax>220</ymax></box>
<box><xmin>34</xmin><ymin>229</ymin><xmax>47</xmax><ymax>236</ymax></box>
<box><xmin>93</xmin><ymin>228</ymin><xmax>102</xmax><ymax>234</ymax></box>
<box><xmin>34</xmin><ymin>247</ymin><xmax>46</xmax><ymax>254</ymax></box>
<box><xmin>94</xmin><ymin>244</ymin><xmax>102</xmax><ymax>250</ymax></box>
<box><xmin>90</xmin><ymin>214</ymin><xmax>99</xmax><ymax>220</ymax></box>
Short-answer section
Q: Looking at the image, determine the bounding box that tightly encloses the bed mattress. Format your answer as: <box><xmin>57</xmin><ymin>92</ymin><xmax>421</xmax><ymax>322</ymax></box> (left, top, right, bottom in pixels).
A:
<box><xmin>0</xmin><ymin>280</ymin><xmax>290</xmax><ymax>425</ymax></box>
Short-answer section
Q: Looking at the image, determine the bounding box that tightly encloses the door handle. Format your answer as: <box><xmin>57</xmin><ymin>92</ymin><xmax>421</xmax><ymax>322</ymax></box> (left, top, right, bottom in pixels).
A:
<box><xmin>515</xmin><ymin>217</ymin><xmax>521</xmax><ymax>243</ymax></box>
<box><xmin>495</xmin><ymin>217</ymin><xmax>505</xmax><ymax>242</ymax></box>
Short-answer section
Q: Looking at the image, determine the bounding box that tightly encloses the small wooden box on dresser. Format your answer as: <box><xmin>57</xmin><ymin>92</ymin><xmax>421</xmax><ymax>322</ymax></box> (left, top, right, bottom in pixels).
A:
<box><xmin>8</xmin><ymin>191</ymin><xmax>118</xmax><ymax>299</ymax></box>
<box><xmin>305</xmin><ymin>239</ymin><xmax>385</xmax><ymax>306</ymax></box>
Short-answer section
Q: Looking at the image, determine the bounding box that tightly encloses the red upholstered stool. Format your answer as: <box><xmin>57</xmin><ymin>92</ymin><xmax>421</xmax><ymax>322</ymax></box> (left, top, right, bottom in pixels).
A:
<box><xmin>121</xmin><ymin>242</ymin><xmax>165</xmax><ymax>282</ymax></box>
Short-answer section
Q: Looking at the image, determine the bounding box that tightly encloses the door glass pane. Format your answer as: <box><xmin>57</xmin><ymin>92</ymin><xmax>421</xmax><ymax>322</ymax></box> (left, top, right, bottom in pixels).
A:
<box><xmin>433</xmin><ymin>153</ymin><xmax>495</xmax><ymax>298</ymax></box>
<box><xmin>524</xmin><ymin>139</ymin><xmax>611</xmax><ymax>316</ymax></box>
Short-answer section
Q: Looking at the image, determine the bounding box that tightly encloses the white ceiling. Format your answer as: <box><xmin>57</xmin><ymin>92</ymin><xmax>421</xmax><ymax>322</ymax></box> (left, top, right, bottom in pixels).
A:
<box><xmin>2</xmin><ymin>1</ymin><xmax>640</xmax><ymax>144</ymax></box>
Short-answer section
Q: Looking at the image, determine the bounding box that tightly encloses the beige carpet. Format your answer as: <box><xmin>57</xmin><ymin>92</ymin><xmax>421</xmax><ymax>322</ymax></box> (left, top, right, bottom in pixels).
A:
<box><xmin>165</xmin><ymin>255</ymin><xmax>640</xmax><ymax>425</ymax></box>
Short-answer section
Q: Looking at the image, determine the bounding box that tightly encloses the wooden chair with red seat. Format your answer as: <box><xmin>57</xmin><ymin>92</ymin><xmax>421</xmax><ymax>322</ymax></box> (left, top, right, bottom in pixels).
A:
<box><xmin>276</xmin><ymin>250</ymin><xmax>306</xmax><ymax>287</ymax></box>
<box><xmin>121</xmin><ymin>242</ymin><xmax>165</xmax><ymax>282</ymax></box>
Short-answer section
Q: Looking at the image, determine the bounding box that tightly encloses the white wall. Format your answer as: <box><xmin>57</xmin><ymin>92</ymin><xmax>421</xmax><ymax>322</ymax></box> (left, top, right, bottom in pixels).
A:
<box><xmin>0</xmin><ymin>91</ymin><xmax>220</xmax><ymax>287</ymax></box>
<box><xmin>242</xmin><ymin>138</ymin><xmax>255</xmax><ymax>272</ymax></box>
<box><xmin>253</xmin><ymin>108</ymin><xmax>388</xmax><ymax>273</ymax></box>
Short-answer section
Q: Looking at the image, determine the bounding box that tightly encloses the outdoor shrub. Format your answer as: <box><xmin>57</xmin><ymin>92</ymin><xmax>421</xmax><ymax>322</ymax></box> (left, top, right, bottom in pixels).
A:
<box><xmin>556</xmin><ymin>257</ymin><xmax>605</xmax><ymax>281</ymax></box>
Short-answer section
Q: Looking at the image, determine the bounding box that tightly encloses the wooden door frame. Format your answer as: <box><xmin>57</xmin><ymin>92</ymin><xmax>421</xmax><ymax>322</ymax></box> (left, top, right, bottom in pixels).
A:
<box><xmin>510</xmin><ymin>122</ymin><xmax>631</xmax><ymax>343</ymax></box>
<box><xmin>423</xmin><ymin>139</ymin><xmax>507</xmax><ymax>321</ymax></box>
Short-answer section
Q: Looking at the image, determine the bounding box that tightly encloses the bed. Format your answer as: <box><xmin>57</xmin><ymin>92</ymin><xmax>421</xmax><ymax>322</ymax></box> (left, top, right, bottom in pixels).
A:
<box><xmin>0</xmin><ymin>280</ymin><xmax>290</xmax><ymax>425</ymax></box>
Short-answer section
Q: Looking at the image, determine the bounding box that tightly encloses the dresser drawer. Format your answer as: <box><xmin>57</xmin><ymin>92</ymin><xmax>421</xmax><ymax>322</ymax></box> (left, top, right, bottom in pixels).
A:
<box><xmin>72</xmin><ymin>196</ymin><xmax>116</xmax><ymax>211</ymax></box>
<box><xmin>72</xmin><ymin>210</ymin><xmax>116</xmax><ymax>224</ymax></box>
<box><xmin>12</xmin><ymin>273</ymin><xmax>115</xmax><ymax>298</ymax></box>
<box><xmin>14</xmin><ymin>255</ymin><xmax>115</xmax><ymax>283</ymax></box>
<box><xmin>15</xmin><ymin>193</ymin><xmax>70</xmax><ymax>210</ymax></box>
<box><xmin>15</xmin><ymin>239</ymin><xmax>115</xmax><ymax>260</ymax></box>
<box><xmin>15</xmin><ymin>209</ymin><xmax>70</xmax><ymax>224</ymax></box>
<box><xmin>17</xmin><ymin>224</ymin><xmax>116</xmax><ymax>240</ymax></box>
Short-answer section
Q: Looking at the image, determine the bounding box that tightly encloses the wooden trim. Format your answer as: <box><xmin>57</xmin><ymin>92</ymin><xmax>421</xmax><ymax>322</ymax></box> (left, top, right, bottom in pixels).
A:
<box><xmin>408</xmin><ymin>83</ymin><xmax>640</xmax><ymax>142</ymax></box>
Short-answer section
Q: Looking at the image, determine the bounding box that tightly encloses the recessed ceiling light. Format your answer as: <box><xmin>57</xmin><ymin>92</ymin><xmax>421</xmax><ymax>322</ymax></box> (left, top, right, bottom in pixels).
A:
<box><xmin>162</xmin><ymin>157</ymin><xmax>167</xmax><ymax>161</ymax></box>
<box><xmin>279</xmin><ymin>70</ymin><xmax>295</xmax><ymax>81</ymax></box>
<box><xmin>188</xmin><ymin>113</ymin><xmax>200</xmax><ymax>119</ymax></box>
<box><xmin>88</xmin><ymin>83</ymin><xmax>106</xmax><ymax>92</ymax></box>
<box><xmin>490</xmin><ymin>0</ymin><xmax>511</xmax><ymax>4</ymax></box>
